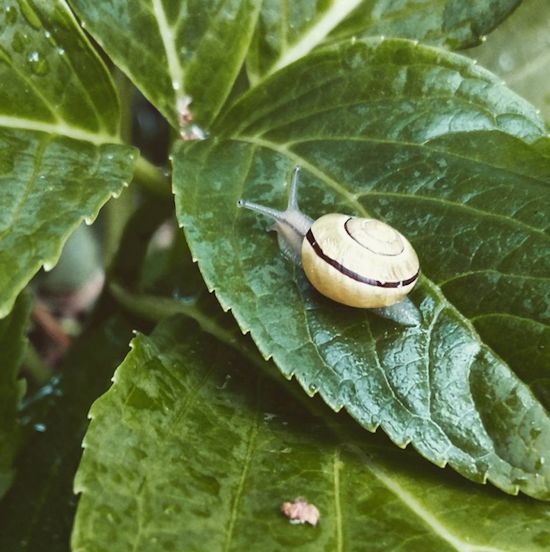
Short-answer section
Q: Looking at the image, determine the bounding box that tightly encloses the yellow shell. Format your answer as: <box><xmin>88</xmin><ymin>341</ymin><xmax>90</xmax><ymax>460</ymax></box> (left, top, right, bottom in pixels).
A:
<box><xmin>301</xmin><ymin>214</ymin><xmax>419</xmax><ymax>308</ymax></box>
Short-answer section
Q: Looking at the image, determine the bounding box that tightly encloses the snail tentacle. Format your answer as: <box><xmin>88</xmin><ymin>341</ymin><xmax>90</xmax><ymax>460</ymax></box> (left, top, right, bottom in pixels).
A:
<box><xmin>238</xmin><ymin>166</ymin><xmax>421</xmax><ymax>327</ymax></box>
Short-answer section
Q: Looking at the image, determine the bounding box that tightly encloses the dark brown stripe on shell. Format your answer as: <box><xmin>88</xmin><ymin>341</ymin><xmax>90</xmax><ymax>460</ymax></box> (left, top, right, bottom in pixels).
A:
<box><xmin>305</xmin><ymin>229</ymin><xmax>419</xmax><ymax>288</ymax></box>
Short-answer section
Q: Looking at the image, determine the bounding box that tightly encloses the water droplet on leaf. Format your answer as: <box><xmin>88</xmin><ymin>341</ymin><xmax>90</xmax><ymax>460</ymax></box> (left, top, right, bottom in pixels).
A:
<box><xmin>5</xmin><ymin>5</ymin><xmax>18</xmax><ymax>25</ymax></box>
<box><xmin>28</xmin><ymin>50</ymin><xmax>49</xmax><ymax>76</ymax></box>
<box><xmin>11</xmin><ymin>31</ymin><xmax>25</xmax><ymax>53</ymax></box>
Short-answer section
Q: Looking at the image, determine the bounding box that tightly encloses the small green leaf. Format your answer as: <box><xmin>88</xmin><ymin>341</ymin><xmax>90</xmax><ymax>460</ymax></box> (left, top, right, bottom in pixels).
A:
<box><xmin>247</xmin><ymin>0</ymin><xmax>521</xmax><ymax>81</ymax></box>
<box><xmin>0</xmin><ymin>293</ymin><xmax>31</xmax><ymax>499</ymax></box>
<box><xmin>0</xmin><ymin>316</ymin><xmax>135</xmax><ymax>552</ymax></box>
<box><xmin>73</xmin><ymin>316</ymin><xmax>550</xmax><ymax>551</ymax></box>
<box><xmin>68</xmin><ymin>0</ymin><xmax>262</xmax><ymax>128</ymax></box>
<box><xmin>174</xmin><ymin>39</ymin><xmax>550</xmax><ymax>498</ymax></box>
<box><xmin>0</xmin><ymin>0</ymin><xmax>137</xmax><ymax>317</ymax></box>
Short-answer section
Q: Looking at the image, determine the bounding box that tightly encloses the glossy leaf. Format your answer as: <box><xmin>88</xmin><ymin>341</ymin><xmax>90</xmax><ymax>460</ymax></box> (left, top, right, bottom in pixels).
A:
<box><xmin>0</xmin><ymin>0</ymin><xmax>137</xmax><ymax>317</ymax></box>
<box><xmin>174</xmin><ymin>39</ymin><xmax>550</xmax><ymax>499</ymax></box>
<box><xmin>68</xmin><ymin>0</ymin><xmax>262</xmax><ymax>129</ymax></box>
<box><xmin>0</xmin><ymin>293</ymin><xmax>31</xmax><ymax>499</ymax></box>
<box><xmin>0</xmin><ymin>0</ymin><xmax>119</xmax><ymax>140</ymax></box>
<box><xmin>468</xmin><ymin>0</ymin><xmax>550</xmax><ymax>122</ymax></box>
<box><xmin>247</xmin><ymin>0</ymin><xmax>521</xmax><ymax>81</ymax></box>
<box><xmin>73</xmin><ymin>316</ymin><xmax>550</xmax><ymax>551</ymax></box>
<box><xmin>0</xmin><ymin>316</ymin><xmax>135</xmax><ymax>552</ymax></box>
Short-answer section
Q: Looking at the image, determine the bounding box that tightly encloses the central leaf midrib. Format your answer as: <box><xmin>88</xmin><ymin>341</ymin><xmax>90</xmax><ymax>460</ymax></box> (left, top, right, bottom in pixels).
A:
<box><xmin>0</xmin><ymin>117</ymin><xmax>119</xmax><ymax>145</ymax></box>
<box><xmin>151</xmin><ymin>0</ymin><xmax>185</xmax><ymax>103</ymax></box>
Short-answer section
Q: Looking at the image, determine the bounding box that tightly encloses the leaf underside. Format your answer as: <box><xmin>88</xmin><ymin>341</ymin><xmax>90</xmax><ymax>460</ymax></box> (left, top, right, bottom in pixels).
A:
<box><xmin>174</xmin><ymin>38</ymin><xmax>550</xmax><ymax>499</ymax></box>
<box><xmin>73</xmin><ymin>316</ymin><xmax>550</xmax><ymax>551</ymax></box>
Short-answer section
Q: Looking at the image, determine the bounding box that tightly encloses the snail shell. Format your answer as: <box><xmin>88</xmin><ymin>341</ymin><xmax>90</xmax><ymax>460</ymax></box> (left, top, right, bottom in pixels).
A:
<box><xmin>303</xmin><ymin>214</ymin><xmax>419</xmax><ymax>308</ymax></box>
<box><xmin>238</xmin><ymin>166</ymin><xmax>420</xmax><ymax>322</ymax></box>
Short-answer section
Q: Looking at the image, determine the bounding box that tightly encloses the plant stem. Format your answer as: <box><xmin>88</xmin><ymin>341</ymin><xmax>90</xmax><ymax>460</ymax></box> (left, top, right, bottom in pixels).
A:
<box><xmin>109</xmin><ymin>282</ymin><xmax>264</xmax><ymax>370</ymax></box>
<box><xmin>103</xmin><ymin>187</ymin><xmax>135</xmax><ymax>267</ymax></box>
<box><xmin>133</xmin><ymin>156</ymin><xmax>171</xmax><ymax>197</ymax></box>
<box><xmin>23</xmin><ymin>345</ymin><xmax>51</xmax><ymax>385</ymax></box>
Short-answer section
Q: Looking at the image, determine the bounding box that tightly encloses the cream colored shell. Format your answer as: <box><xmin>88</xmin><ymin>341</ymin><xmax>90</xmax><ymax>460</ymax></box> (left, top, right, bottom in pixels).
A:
<box><xmin>301</xmin><ymin>214</ymin><xmax>419</xmax><ymax>308</ymax></box>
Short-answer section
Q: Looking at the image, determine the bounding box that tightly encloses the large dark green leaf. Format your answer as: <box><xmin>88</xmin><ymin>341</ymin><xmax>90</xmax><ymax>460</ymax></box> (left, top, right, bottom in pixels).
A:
<box><xmin>247</xmin><ymin>0</ymin><xmax>521</xmax><ymax>81</ymax></box>
<box><xmin>174</xmin><ymin>39</ymin><xmax>550</xmax><ymax>499</ymax></box>
<box><xmin>0</xmin><ymin>316</ymin><xmax>135</xmax><ymax>552</ymax></box>
<box><xmin>0</xmin><ymin>0</ymin><xmax>136</xmax><ymax>317</ymax></box>
<box><xmin>0</xmin><ymin>293</ymin><xmax>31</xmax><ymax>499</ymax></box>
<box><xmin>68</xmin><ymin>0</ymin><xmax>262</xmax><ymax>129</ymax></box>
<box><xmin>73</xmin><ymin>316</ymin><xmax>550</xmax><ymax>551</ymax></box>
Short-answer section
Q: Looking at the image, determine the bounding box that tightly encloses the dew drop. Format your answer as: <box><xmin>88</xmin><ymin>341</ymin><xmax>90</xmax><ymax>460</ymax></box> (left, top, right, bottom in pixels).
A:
<box><xmin>28</xmin><ymin>50</ymin><xmax>50</xmax><ymax>76</ymax></box>
<box><xmin>308</xmin><ymin>383</ymin><xmax>318</xmax><ymax>395</ymax></box>
<box><xmin>56</xmin><ymin>47</ymin><xmax>65</xmax><ymax>56</ymax></box>
<box><xmin>84</xmin><ymin>215</ymin><xmax>94</xmax><ymax>225</ymax></box>
<box><xmin>43</xmin><ymin>261</ymin><xmax>54</xmax><ymax>272</ymax></box>
<box><xmin>480</xmin><ymin>35</ymin><xmax>487</xmax><ymax>42</ymax></box>
<box><xmin>33</xmin><ymin>422</ymin><xmax>47</xmax><ymax>432</ymax></box>
<box><xmin>172</xmin><ymin>80</ymin><xmax>181</xmax><ymax>91</ymax></box>
<box><xmin>5</xmin><ymin>5</ymin><xmax>18</xmax><ymax>25</ymax></box>
<box><xmin>11</xmin><ymin>31</ymin><xmax>25</xmax><ymax>53</ymax></box>
<box><xmin>44</xmin><ymin>30</ymin><xmax>51</xmax><ymax>39</ymax></box>
<box><xmin>530</xmin><ymin>426</ymin><xmax>542</xmax><ymax>440</ymax></box>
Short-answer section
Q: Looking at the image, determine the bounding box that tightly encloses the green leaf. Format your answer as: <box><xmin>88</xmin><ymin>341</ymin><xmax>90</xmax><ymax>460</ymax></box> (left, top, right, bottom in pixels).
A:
<box><xmin>0</xmin><ymin>315</ymin><xmax>135</xmax><ymax>552</ymax></box>
<box><xmin>468</xmin><ymin>0</ymin><xmax>550</xmax><ymax>122</ymax></box>
<box><xmin>247</xmin><ymin>0</ymin><xmax>521</xmax><ymax>81</ymax></box>
<box><xmin>68</xmin><ymin>0</ymin><xmax>262</xmax><ymax>129</ymax></box>
<box><xmin>1</xmin><ymin>0</ymin><xmax>119</xmax><ymax>139</ymax></box>
<box><xmin>174</xmin><ymin>39</ymin><xmax>550</xmax><ymax>498</ymax></box>
<box><xmin>0</xmin><ymin>0</ymin><xmax>137</xmax><ymax>317</ymax></box>
<box><xmin>0</xmin><ymin>293</ymin><xmax>31</xmax><ymax>499</ymax></box>
<box><xmin>73</xmin><ymin>315</ymin><xmax>550</xmax><ymax>551</ymax></box>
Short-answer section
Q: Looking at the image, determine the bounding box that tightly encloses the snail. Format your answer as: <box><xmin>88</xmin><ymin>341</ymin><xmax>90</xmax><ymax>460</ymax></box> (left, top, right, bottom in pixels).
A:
<box><xmin>237</xmin><ymin>166</ymin><xmax>421</xmax><ymax>326</ymax></box>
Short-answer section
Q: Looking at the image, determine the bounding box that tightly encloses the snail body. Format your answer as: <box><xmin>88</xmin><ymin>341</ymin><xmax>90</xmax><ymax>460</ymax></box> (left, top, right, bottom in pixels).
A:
<box><xmin>238</xmin><ymin>167</ymin><xmax>421</xmax><ymax>326</ymax></box>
